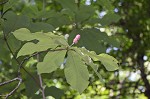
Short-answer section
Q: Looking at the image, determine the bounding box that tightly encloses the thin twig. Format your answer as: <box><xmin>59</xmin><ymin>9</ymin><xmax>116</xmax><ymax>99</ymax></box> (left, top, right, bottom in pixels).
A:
<box><xmin>38</xmin><ymin>74</ymin><xmax>46</xmax><ymax>99</ymax></box>
<box><xmin>37</xmin><ymin>53</ymin><xmax>46</xmax><ymax>99</ymax></box>
<box><xmin>2</xmin><ymin>31</ymin><xmax>67</xmax><ymax>98</ymax></box>
<box><xmin>5</xmin><ymin>77</ymin><xmax>22</xmax><ymax>99</ymax></box>
<box><xmin>0</xmin><ymin>77</ymin><xmax>19</xmax><ymax>86</ymax></box>
<box><xmin>2</xmin><ymin>33</ymin><xmax>41</xmax><ymax>97</ymax></box>
<box><xmin>0</xmin><ymin>77</ymin><xmax>22</xmax><ymax>99</ymax></box>
<box><xmin>17</xmin><ymin>48</ymin><xmax>67</xmax><ymax>88</ymax></box>
<box><xmin>18</xmin><ymin>54</ymin><xmax>42</xmax><ymax>89</ymax></box>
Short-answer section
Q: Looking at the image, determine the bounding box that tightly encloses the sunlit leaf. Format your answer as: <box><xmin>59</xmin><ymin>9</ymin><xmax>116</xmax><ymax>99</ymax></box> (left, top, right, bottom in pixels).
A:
<box><xmin>64</xmin><ymin>50</ymin><xmax>89</xmax><ymax>93</ymax></box>
<box><xmin>81</xmin><ymin>48</ymin><xmax>119</xmax><ymax>71</ymax></box>
<box><xmin>17</xmin><ymin>42</ymin><xmax>57</xmax><ymax>57</ymax></box>
<box><xmin>98</xmin><ymin>53</ymin><xmax>119</xmax><ymax>71</ymax></box>
<box><xmin>13</xmin><ymin>28</ymin><xmax>35</xmax><ymax>41</ymax></box>
<box><xmin>37</xmin><ymin>50</ymin><xmax>67</xmax><ymax>74</ymax></box>
<box><xmin>82</xmin><ymin>55</ymin><xmax>104</xmax><ymax>83</ymax></box>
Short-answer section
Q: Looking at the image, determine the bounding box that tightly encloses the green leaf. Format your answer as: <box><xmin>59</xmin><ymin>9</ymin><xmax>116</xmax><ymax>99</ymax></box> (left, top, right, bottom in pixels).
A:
<box><xmin>64</xmin><ymin>50</ymin><xmax>89</xmax><ymax>93</ymax></box>
<box><xmin>84</xmin><ymin>13</ymin><xmax>120</xmax><ymax>26</ymax></box>
<box><xmin>73</xmin><ymin>47</ymin><xmax>104</xmax><ymax>83</ymax></box>
<box><xmin>80</xmin><ymin>48</ymin><xmax>119</xmax><ymax>71</ymax></box>
<box><xmin>45</xmin><ymin>86</ymin><xmax>64</xmax><ymax>99</ymax></box>
<box><xmin>37</xmin><ymin>50</ymin><xmax>67</xmax><ymax>74</ymax></box>
<box><xmin>13</xmin><ymin>28</ymin><xmax>35</xmax><ymax>41</ymax></box>
<box><xmin>28</xmin><ymin>22</ymin><xmax>55</xmax><ymax>32</ymax></box>
<box><xmin>106</xmin><ymin>36</ymin><xmax>120</xmax><ymax>48</ymax></box>
<box><xmin>61</xmin><ymin>9</ymin><xmax>75</xmax><ymax>18</ymax></box>
<box><xmin>100</xmin><ymin>13</ymin><xmax>121</xmax><ymax>26</ymax></box>
<box><xmin>2</xmin><ymin>11</ymin><xmax>30</xmax><ymax>34</ymax></box>
<box><xmin>97</xmin><ymin>0</ymin><xmax>114</xmax><ymax>10</ymax></box>
<box><xmin>36</xmin><ymin>10</ymin><xmax>57</xmax><ymax>19</ymax></box>
<box><xmin>17</xmin><ymin>42</ymin><xmax>57</xmax><ymax>57</ymax></box>
<box><xmin>69</xmin><ymin>28</ymin><xmax>108</xmax><ymax>53</ymax></box>
<box><xmin>56</xmin><ymin>0</ymin><xmax>77</xmax><ymax>12</ymax></box>
<box><xmin>47</xmin><ymin>13</ymin><xmax>71</xmax><ymax>28</ymax></box>
<box><xmin>75</xmin><ymin>5</ymin><xmax>95</xmax><ymax>23</ymax></box>
<box><xmin>7</xmin><ymin>33</ymin><xmax>21</xmax><ymax>53</ymax></box>
<box><xmin>0</xmin><ymin>39</ymin><xmax>10</xmax><ymax>62</ymax></box>
<box><xmin>83</xmin><ymin>18</ymin><xmax>101</xmax><ymax>25</ymax></box>
<box><xmin>13</xmin><ymin>28</ymin><xmax>67</xmax><ymax>45</ymax></box>
<box><xmin>3</xmin><ymin>0</ymin><xmax>20</xmax><ymax>12</ymax></box>
<box><xmin>24</xmin><ymin>73</ymin><xmax>39</xmax><ymax>97</ymax></box>
<box><xmin>98</xmin><ymin>53</ymin><xmax>119</xmax><ymax>71</ymax></box>
<box><xmin>52</xmin><ymin>35</ymin><xmax>69</xmax><ymax>46</ymax></box>
<box><xmin>82</xmin><ymin>55</ymin><xmax>104</xmax><ymax>83</ymax></box>
<box><xmin>14</xmin><ymin>28</ymin><xmax>68</xmax><ymax>57</ymax></box>
<box><xmin>22</xmin><ymin>5</ymin><xmax>39</xmax><ymax>18</ymax></box>
<box><xmin>80</xmin><ymin>48</ymin><xmax>99</xmax><ymax>61</ymax></box>
<box><xmin>13</xmin><ymin>28</ymin><xmax>54</xmax><ymax>42</ymax></box>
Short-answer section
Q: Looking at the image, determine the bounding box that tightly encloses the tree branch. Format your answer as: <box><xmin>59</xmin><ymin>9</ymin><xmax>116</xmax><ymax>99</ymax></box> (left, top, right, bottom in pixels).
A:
<box><xmin>0</xmin><ymin>77</ymin><xmax>22</xmax><ymax>99</ymax></box>
<box><xmin>5</xmin><ymin>77</ymin><xmax>22</xmax><ymax>99</ymax></box>
<box><xmin>1</xmin><ymin>29</ymin><xmax>67</xmax><ymax>98</ymax></box>
<box><xmin>38</xmin><ymin>74</ymin><xmax>46</xmax><ymax>99</ymax></box>
<box><xmin>0</xmin><ymin>77</ymin><xmax>19</xmax><ymax>86</ymax></box>
<box><xmin>3</xmin><ymin>33</ymin><xmax>41</xmax><ymax>88</ymax></box>
<box><xmin>37</xmin><ymin>54</ymin><xmax>46</xmax><ymax>99</ymax></box>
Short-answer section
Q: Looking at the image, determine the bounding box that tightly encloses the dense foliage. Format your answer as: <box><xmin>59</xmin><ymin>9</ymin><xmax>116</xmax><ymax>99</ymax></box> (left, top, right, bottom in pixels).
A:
<box><xmin>0</xmin><ymin>0</ymin><xmax>150</xmax><ymax>99</ymax></box>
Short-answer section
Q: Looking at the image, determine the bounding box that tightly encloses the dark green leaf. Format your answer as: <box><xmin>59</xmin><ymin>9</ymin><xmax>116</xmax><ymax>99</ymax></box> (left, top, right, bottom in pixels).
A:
<box><xmin>22</xmin><ymin>5</ymin><xmax>39</xmax><ymax>18</ymax></box>
<box><xmin>47</xmin><ymin>13</ymin><xmax>71</xmax><ymax>28</ymax></box>
<box><xmin>24</xmin><ymin>74</ymin><xmax>39</xmax><ymax>97</ymax></box>
<box><xmin>97</xmin><ymin>0</ymin><xmax>114</xmax><ymax>10</ymax></box>
<box><xmin>100</xmin><ymin>13</ymin><xmax>121</xmax><ymax>26</ymax></box>
<box><xmin>28</xmin><ymin>22</ymin><xmax>55</xmax><ymax>32</ymax></box>
<box><xmin>69</xmin><ymin>28</ymin><xmax>108</xmax><ymax>53</ymax></box>
<box><xmin>56</xmin><ymin>0</ymin><xmax>77</xmax><ymax>12</ymax></box>
<box><xmin>7</xmin><ymin>33</ymin><xmax>21</xmax><ymax>53</ymax></box>
<box><xmin>75</xmin><ymin>5</ymin><xmax>95</xmax><ymax>23</ymax></box>
<box><xmin>3</xmin><ymin>0</ymin><xmax>19</xmax><ymax>12</ymax></box>
<box><xmin>45</xmin><ymin>86</ymin><xmax>64</xmax><ymax>99</ymax></box>
<box><xmin>2</xmin><ymin>11</ymin><xmax>30</xmax><ymax>34</ymax></box>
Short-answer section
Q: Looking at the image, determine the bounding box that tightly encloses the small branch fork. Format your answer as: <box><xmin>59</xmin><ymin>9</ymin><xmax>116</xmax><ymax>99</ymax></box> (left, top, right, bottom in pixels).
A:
<box><xmin>0</xmin><ymin>37</ymin><xmax>66</xmax><ymax>98</ymax></box>
<box><xmin>0</xmin><ymin>1</ymin><xmax>66</xmax><ymax>98</ymax></box>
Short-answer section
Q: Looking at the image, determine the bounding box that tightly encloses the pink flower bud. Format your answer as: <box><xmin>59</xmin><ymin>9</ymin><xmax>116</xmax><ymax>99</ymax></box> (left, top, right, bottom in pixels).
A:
<box><xmin>73</xmin><ymin>34</ymin><xmax>80</xmax><ymax>44</ymax></box>
<box><xmin>73</xmin><ymin>38</ymin><xmax>78</xmax><ymax>44</ymax></box>
<box><xmin>75</xmin><ymin>34</ymin><xmax>80</xmax><ymax>40</ymax></box>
